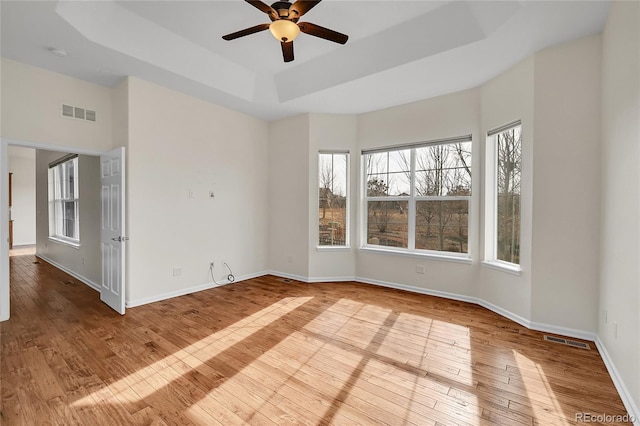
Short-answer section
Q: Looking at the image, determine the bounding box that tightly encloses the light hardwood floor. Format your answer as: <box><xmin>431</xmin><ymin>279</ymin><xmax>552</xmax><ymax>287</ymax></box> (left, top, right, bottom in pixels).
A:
<box><xmin>1</xmin><ymin>249</ymin><xmax>631</xmax><ymax>425</ymax></box>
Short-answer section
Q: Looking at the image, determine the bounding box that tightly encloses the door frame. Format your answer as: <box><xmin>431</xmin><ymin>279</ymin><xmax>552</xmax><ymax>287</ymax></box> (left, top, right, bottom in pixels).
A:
<box><xmin>0</xmin><ymin>137</ymin><xmax>109</xmax><ymax>321</ymax></box>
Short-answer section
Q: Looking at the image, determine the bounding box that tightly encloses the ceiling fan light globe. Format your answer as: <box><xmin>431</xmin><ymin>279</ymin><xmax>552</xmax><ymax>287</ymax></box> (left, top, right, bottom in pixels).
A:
<box><xmin>270</xmin><ymin>20</ymin><xmax>300</xmax><ymax>42</ymax></box>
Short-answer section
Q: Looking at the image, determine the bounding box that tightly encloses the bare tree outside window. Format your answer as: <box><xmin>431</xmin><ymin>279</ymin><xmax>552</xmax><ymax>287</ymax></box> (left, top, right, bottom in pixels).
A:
<box><xmin>496</xmin><ymin>126</ymin><xmax>521</xmax><ymax>264</ymax></box>
<box><xmin>364</xmin><ymin>139</ymin><xmax>472</xmax><ymax>254</ymax></box>
<box><xmin>318</xmin><ymin>153</ymin><xmax>348</xmax><ymax>246</ymax></box>
<box><xmin>414</xmin><ymin>142</ymin><xmax>472</xmax><ymax>252</ymax></box>
<box><xmin>365</xmin><ymin>150</ymin><xmax>410</xmax><ymax>248</ymax></box>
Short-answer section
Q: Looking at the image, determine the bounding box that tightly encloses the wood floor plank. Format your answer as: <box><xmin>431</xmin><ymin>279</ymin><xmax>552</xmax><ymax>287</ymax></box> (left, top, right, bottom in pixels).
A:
<box><xmin>130</xmin><ymin>406</ymin><xmax>170</xmax><ymax>426</ymax></box>
<box><xmin>1</xmin><ymin>249</ymin><xmax>632</xmax><ymax>425</ymax></box>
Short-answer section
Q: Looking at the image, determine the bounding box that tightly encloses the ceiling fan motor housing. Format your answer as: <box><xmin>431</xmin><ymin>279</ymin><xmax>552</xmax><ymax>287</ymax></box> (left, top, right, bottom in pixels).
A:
<box><xmin>271</xmin><ymin>1</ymin><xmax>297</xmax><ymax>21</ymax></box>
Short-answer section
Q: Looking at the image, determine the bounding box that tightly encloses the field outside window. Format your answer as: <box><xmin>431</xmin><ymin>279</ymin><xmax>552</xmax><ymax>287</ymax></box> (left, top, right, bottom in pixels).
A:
<box><xmin>318</xmin><ymin>152</ymin><xmax>348</xmax><ymax>247</ymax></box>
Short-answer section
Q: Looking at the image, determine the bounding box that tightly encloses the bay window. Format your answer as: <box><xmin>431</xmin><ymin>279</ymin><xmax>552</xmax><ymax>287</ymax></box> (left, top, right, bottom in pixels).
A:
<box><xmin>363</xmin><ymin>136</ymin><xmax>472</xmax><ymax>257</ymax></box>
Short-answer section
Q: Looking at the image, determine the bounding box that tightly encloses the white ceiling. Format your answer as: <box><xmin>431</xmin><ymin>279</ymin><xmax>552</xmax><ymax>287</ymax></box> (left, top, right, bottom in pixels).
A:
<box><xmin>1</xmin><ymin>0</ymin><xmax>611</xmax><ymax>121</ymax></box>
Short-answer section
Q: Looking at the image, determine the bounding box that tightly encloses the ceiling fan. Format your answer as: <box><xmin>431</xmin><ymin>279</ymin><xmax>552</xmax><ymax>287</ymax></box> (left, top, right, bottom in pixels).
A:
<box><xmin>222</xmin><ymin>0</ymin><xmax>349</xmax><ymax>63</ymax></box>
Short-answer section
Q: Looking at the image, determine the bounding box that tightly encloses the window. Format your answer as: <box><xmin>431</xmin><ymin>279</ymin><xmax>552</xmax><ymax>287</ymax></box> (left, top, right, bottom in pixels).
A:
<box><xmin>363</xmin><ymin>136</ymin><xmax>472</xmax><ymax>256</ymax></box>
<box><xmin>486</xmin><ymin>122</ymin><xmax>521</xmax><ymax>266</ymax></box>
<box><xmin>318</xmin><ymin>152</ymin><xmax>348</xmax><ymax>247</ymax></box>
<box><xmin>49</xmin><ymin>155</ymin><xmax>79</xmax><ymax>244</ymax></box>
<box><xmin>496</xmin><ymin>126</ymin><xmax>521</xmax><ymax>264</ymax></box>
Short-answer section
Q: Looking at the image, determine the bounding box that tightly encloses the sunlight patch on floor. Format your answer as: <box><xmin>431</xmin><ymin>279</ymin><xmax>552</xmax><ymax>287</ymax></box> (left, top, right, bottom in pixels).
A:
<box><xmin>422</xmin><ymin>318</ymin><xmax>475</xmax><ymax>387</ymax></box>
<box><xmin>187</xmin><ymin>299</ymin><xmax>374</xmax><ymax>423</ymax></box>
<box><xmin>512</xmin><ymin>350</ymin><xmax>568</xmax><ymax>425</ymax></box>
<box><xmin>71</xmin><ymin>296</ymin><xmax>313</xmax><ymax>408</ymax></box>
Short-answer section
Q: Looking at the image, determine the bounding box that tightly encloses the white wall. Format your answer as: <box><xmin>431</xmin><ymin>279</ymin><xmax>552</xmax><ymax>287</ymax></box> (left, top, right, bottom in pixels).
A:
<box><xmin>35</xmin><ymin>151</ymin><xmax>102</xmax><ymax>287</ymax></box>
<box><xmin>8</xmin><ymin>146</ymin><xmax>36</xmax><ymax>246</ymax></box>
<box><xmin>600</xmin><ymin>0</ymin><xmax>640</xmax><ymax>414</ymax></box>
<box><xmin>268</xmin><ymin>114</ymin><xmax>310</xmax><ymax>278</ymax></box>
<box><xmin>307</xmin><ymin>114</ymin><xmax>358</xmax><ymax>281</ymax></box>
<box><xmin>268</xmin><ymin>113</ymin><xmax>359</xmax><ymax>282</ymax></box>
<box><xmin>112</xmin><ymin>78</ymin><xmax>129</xmax><ymax>150</ymax></box>
<box><xmin>0</xmin><ymin>58</ymin><xmax>113</xmax><ymax>152</ymax></box>
<box><xmin>356</xmin><ymin>88</ymin><xmax>481</xmax><ymax>297</ymax></box>
<box><xmin>126</xmin><ymin>77</ymin><xmax>269</xmax><ymax>304</ymax></box>
<box><xmin>478</xmin><ymin>57</ymin><xmax>534</xmax><ymax>321</ymax></box>
<box><xmin>531</xmin><ymin>35</ymin><xmax>602</xmax><ymax>333</ymax></box>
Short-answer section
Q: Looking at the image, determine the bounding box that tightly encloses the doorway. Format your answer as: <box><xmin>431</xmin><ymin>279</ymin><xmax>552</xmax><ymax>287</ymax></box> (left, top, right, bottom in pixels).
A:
<box><xmin>1</xmin><ymin>138</ymin><xmax>123</xmax><ymax>321</ymax></box>
<box><xmin>7</xmin><ymin>146</ymin><xmax>36</xmax><ymax>251</ymax></box>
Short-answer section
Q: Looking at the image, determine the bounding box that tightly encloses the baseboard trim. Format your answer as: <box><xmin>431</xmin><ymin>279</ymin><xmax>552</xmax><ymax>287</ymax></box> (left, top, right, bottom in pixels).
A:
<box><xmin>528</xmin><ymin>320</ymin><xmax>597</xmax><ymax>342</ymax></box>
<box><xmin>308</xmin><ymin>275</ymin><xmax>356</xmax><ymax>283</ymax></box>
<box><xmin>595</xmin><ymin>337</ymin><xmax>640</xmax><ymax>426</ymax></box>
<box><xmin>357</xmin><ymin>276</ymin><xmax>478</xmax><ymax>304</ymax></box>
<box><xmin>37</xmin><ymin>255</ymin><xmax>100</xmax><ymax>292</ymax></box>
<box><xmin>126</xmin><ymin>271</ymin><xmax>267</xmax><ymax>308</ymax></box>
<box><xmin>266</xmin><ymin>271</ymin><xmax>362</xmax><ymax>283</ymax></box>
<box><xmin>475</xmin><ymin>298</ymin><xmax>532</xmax><ymax>330</ymax></box>
<box><xmin>265</xmin><ymin>271</ymin><xmax>312</xmax><ymax>283</ymax></box>
<box><xmin>267</xmin><ymin>272</ymin><xmax>598</xmax><ymax>342</ymax></box>
<box><xmin>355</xmin><ymin>275</ymin><xmax>597</xmax><ymax>340</ymax></box>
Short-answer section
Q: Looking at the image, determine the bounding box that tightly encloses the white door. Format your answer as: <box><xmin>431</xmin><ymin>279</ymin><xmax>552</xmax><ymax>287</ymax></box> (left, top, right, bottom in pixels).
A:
<box><xmin>100</xmin><ymin>147</ymin><xmax>126</xmax><ymax>314</ymax></box>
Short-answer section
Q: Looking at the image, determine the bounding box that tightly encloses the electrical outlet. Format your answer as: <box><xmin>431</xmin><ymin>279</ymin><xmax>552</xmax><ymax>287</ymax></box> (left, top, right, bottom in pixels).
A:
<box><xmin>173</xmin><ymin>267</ymin><xmax>182</xmax><ymax>276</ymax></box>
<box><xmin>604</xmin><ymin>309</ymin><xmax>608</xmax><ymax>324</ymax></box>
<box><xmin>188</xmin><ymin>190</ymin><xmax>195</xmax><ymax>199</ymax></box>
<box><xmin>287</xmin><ymin>255</ymin><xmax>294</xmax><ymax>263</ymax></box>
<box><xmin>614</xmin><ymin>322</ymin><xmax>618</xmax><ymax>339</ymax></box>
<box><xmin>416</xmin><ymin>265</ymin><xmax>425</xmax><ymax>274</ymax></box>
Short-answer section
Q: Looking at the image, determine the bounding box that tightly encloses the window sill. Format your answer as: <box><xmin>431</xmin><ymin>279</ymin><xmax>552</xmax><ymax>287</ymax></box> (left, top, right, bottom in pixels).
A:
<box><xmin>360</xmin><ymin>246</ymin><xmax>472</xmax><ymax>265</ymax></box>
<box><xmin>48</xmin><ymin>237</ymin><xmax>81</xmax><ymax>249</ymax></box>
<box><xmin>482</xmin><ymin>260</ymin><xmax>521</xmax><ymax>276</ymax></box>
<box><xmin>316</xmin><ymin>246</ymin><xmax>351</xmax><ymax>252</ymax></box>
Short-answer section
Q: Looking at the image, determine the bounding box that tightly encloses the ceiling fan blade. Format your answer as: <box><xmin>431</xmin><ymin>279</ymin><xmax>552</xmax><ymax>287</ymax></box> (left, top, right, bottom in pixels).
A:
<box><xmin>298</xmin><ymin>22</ymin><xmax>348</xmax><ymax>44</ymax></box>
<box><xmin>222</xmin><ymin>23</ymin><xmax>271</xmax><ymax>41</ymax></box>
<box><xmin>245</xmin><ymin>0</ymin><xmax>278</xmax><ymax>20</ymax></box>
<box><xmin>290</xmin><ymin>0</ymin><xmax>321</xmax><ymax>18</ymax></box>
<box><xmin>281</xmin><ymin>41</ymin><xmax>294</xmax><ymax>62</ymax></box>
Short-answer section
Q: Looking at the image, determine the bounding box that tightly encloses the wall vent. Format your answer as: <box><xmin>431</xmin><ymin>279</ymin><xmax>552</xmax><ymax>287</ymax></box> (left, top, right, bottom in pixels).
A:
<box><xmin>544</xmin><ymin>335</ymin><xmax>590</xmax><ymax>350</ymax></box>
<box><xmin>62</xmin><ymin>104</ymin><xmax>74</xmax><ymax>117</ymax></box>
<box><xmin>62</xmin><ymin>104</ymin><xmax>96</xmax><ymax>122</ymax></box>
<box><xmin>74</xmin><ymin>107</ymin><xmax>85</xmax><ymax>119</ymax></box>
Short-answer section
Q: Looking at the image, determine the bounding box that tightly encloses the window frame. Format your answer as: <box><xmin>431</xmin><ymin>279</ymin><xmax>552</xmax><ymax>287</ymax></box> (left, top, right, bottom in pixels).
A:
<box><xmin>361</xmin><ymin>135</ymin><xmax>473</xmax><ymax>261</ymax></box>
<box><xmin>317</xmin><ymin>150</ymin><xmax>350</xmax><ymax>249</ymax></box>
<box><xmin>48</xmin><ymin>155</ymin><xmax>80</xmax><ymax>247</ymax></box>
<box><xmin>484</xmin><ymin>121</ymin><xmax>522</xmax><ymax>273</ymax></box>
